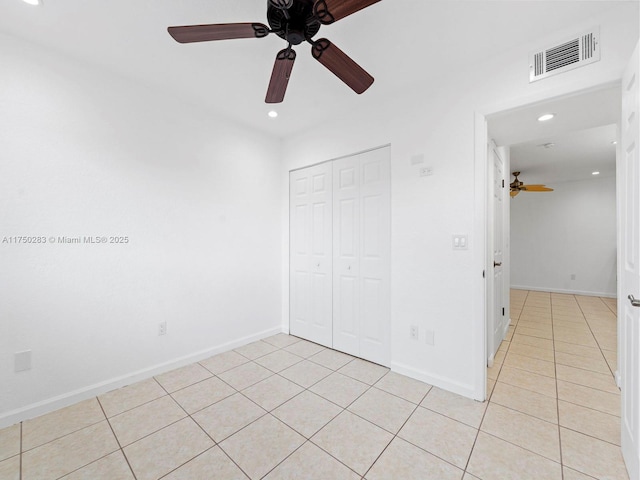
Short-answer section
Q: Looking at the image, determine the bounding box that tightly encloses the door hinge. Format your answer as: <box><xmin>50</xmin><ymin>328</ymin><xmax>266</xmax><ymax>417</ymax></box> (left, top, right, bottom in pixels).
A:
<box><xmin>502</xmin><ymin>307</ymin><xmax>505</xmax><ymax>316</ymax></box>
<box><xmin>482</xmin><ymin>270</ymin><xmax>485</xmax><ymax>278</ymax></box>
<box><xmin>502</xmin><ymin>179</ymin><xmax>505</xmax><ymax>188</ymax></box>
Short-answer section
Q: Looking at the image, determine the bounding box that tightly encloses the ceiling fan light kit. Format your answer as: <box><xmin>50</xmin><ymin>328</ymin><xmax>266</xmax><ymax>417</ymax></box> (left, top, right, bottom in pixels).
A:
<box><xmin>168</xmin><ymin>0</ymin><xmax>381</xmax><ymax>104</ymax></box>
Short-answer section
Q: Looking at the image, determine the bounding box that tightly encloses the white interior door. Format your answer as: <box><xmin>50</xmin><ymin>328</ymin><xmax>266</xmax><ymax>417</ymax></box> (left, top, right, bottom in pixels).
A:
<box><xmin>333</xmin><ymin>147</ymin><xmax>391</xmax><ymax>366</ymax></box>
<box><xmin>620</xmin><ymin>40</ymin><xmax>640</xmax><ymax>480</ymax></box>
<box><xmin>289</xmin><ymin>163</ymin><xmax>333</xmax><ymax>347</ymax></box>
<box><xmin>488</xmin><ymin>142</ymin><xmax>506</xmax><ymax>365</ymax></box>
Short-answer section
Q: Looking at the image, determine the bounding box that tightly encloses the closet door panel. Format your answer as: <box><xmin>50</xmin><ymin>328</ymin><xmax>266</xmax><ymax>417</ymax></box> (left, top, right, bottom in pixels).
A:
<box><xmin>289</xmin><ymin>163</ymin><xmax>333</xmax><ymax>347</ymax></box>
<box><xmin>358</xmin><ymin>148</ymin><xmax>391</xmax><ymax>366</ymax></box>
<box><xmin>333</xmin><ymin>157</ymin><xmax>361</xmax><ymax>355</ymax></box>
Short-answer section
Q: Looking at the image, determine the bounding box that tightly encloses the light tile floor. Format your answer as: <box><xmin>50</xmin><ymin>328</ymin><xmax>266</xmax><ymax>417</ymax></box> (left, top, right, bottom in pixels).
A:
<box><xmin>0</xmin><ymin>290</ymin><xmax>629</xmax><ymax>479</ymax></box>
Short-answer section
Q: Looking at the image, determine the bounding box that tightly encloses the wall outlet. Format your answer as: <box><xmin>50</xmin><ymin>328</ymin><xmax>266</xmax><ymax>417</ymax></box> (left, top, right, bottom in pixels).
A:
<box><xmin>425</xmin><ymin>330</ymin><xmax>435</xmax><ymax>346</ymax></box>
<box><xmin>419</xmin><ymin>166</ymin><xmax>434</xmax><ymax>177</ymax></box>
<box><xmin>410</xmin><ymin>325</ymin><xmax>419</xmax><ymax>340</ymax></box>
<box><xmin>158</xmin><ymin>322</ymin><xmax>167</xmax><ymax>336</ymax></box>
<box><xmin>15</xmin><ymin>350</ymin><xmax>32</xmax><ymax>372</ymax></box>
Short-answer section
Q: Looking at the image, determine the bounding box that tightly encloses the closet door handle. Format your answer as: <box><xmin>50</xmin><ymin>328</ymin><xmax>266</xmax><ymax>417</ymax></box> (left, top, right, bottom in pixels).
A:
<box><xmin>629</xmin><ymin>295</ymin><xmax>640</xmax><ymax>307</ymax></box>
<box><xmin>493</xmin><ymin>261</ymin><xmax>502</xmax><ymax>267</ymax></box>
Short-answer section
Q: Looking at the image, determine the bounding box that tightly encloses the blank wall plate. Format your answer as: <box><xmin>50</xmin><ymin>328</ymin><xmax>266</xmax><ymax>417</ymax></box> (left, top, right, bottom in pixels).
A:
<box><xmin>15</xmin><ymin>350</ymin><xmax>32</xmax><ymax>372</ymax></box>
<box><xmin>425</xmin><ymin>330</ymin><xmax>435</xmax><ymax>346</ymax></box>
<box><xmin>411</xmin><ymin>154</ymin><xmax>425</xmax><ymax>165</ymax></box>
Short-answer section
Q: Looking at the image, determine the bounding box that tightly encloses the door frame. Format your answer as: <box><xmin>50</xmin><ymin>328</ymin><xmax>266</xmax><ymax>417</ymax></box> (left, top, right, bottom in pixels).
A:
<box><xmin>472</xmin><ymin>82</ymin><xmax>622</xmax><ymax>401</ymax></box>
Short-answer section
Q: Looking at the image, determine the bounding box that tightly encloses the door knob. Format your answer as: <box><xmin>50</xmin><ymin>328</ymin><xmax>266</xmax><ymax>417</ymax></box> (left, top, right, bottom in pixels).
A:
<box><xmin>493</xmin><ymin>261</ymin><xmax>502</xmax><ymax>267</ymax></box>
<box><xmin>628</xmin><ymin>295</ymin><xmax>640</xmax><ymax>307</ymax></box>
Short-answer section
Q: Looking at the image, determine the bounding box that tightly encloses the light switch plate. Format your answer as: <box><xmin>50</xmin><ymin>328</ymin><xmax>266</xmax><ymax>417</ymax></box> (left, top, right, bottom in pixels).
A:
<box><xmin>452</xmin><ymin>235</ymin><xmax>468</xmax><ymax>250</ymax></box>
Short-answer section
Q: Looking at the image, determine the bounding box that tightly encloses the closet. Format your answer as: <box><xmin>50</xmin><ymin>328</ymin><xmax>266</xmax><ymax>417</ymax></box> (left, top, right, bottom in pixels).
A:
<box><xmin>289</xmin><ymin>146</ymin><xmax>390</xmax><ymax>366</ymax></box>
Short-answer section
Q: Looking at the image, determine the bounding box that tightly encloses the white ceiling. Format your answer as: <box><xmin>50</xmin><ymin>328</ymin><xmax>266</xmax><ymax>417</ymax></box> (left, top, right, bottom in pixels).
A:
<box><xmin>1</xmin><ymin>0</ymin><xmax>636</xmax><ymax>138</ymax></box>
<box><xmin>489</xmin><ymin>85</ymin><xmax>620</xmax><ymax>185</ymax></box>
<box><xmin>509</xmin><ymin>124</ymin><xmax>617</xmax><ymax>185</ymax></box>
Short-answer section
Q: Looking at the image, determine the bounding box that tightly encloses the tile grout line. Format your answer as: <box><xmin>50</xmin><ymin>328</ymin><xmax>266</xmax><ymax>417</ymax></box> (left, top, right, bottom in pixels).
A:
<box><xmin>574</xmin><ymin>297</ymin><xmax>613</xmax><ymax>368</ymax></box>
<box><xmin>96</xmin><ymin>396</ymin><xmax>138</xmax><ymax>480</ymax></box>
<box><xmin>579</xmin><ymin>299</ymin><xmax>618</xmax><ymax>379</ymax></box>
<box><xmin>550</xmin><ymin>292</ymin><xmax>564</xmax><ymax>480</ymax></box>
<box><xmin>359</xmin><ymin>394</ymin><xmax>426</xmax><ymax>479</ymax></box>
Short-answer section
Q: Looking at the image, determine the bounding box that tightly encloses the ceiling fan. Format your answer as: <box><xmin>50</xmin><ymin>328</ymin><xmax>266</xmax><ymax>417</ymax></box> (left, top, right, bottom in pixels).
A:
<box><xmin>510</xmin><ymin>171</ymin><xmax>554</xmax><ymax>197</ymax></box>
<box><xmin>168</xmin><ymin>0</ymin><xmax>380</xmax><ymax>104</ymax></box>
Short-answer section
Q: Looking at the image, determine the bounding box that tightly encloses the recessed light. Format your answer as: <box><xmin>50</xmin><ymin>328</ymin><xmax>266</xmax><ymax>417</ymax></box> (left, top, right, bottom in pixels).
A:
<box><xmin>21</xmin><ymin>0</ymin><xmax>42</xmax><ymax>5</ymax></box>
<box><xmin>592</xmin><ymin>171</ymin><xmax>600</xmax><ymax>175</ymax></box>
<box><xmin>268</xmin><ymin>110</ymin><xmax>278</xmax><ymax>118</ymax></box>
<box><xmin>537</xmin><ymin>113</ymin><xmax>555</xmax><ymax>122</ymax></box>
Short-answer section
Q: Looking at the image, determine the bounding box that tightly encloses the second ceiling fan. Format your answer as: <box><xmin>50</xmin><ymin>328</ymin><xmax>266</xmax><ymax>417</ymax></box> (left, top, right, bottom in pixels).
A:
<box><xmin>510</xmin><ymin>171</ymin><xmax>554</xmax><ymax>197</ymax></box>
<box><xmin>168</xmin><ymin>0</ymin><xmax>381</xmax><ymax>103</ymax></box>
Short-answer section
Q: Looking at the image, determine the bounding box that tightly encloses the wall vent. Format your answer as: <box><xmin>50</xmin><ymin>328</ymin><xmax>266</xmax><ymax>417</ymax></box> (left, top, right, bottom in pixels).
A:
<box><xmin>529</xmin><ymin>27</ymin><xmax>600</xmax><ymax>82</ymax></box>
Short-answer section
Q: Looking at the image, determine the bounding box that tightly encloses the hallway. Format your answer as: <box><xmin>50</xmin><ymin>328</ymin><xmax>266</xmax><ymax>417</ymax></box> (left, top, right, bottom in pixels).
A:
<box><xmin>486</xmin><ymin>289</ymin><xmax>626</xmax><ymax>479</ymax></box>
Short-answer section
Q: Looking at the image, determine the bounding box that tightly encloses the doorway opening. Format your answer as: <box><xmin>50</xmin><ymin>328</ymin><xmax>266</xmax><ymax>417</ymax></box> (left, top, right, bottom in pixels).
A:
<box><xmin>476</xmin><ymin>83</ymin><xmax>622</xmax><ymax>400</ymax></box>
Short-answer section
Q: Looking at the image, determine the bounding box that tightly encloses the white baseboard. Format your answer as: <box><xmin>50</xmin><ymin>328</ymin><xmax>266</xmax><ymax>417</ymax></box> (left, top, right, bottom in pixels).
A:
<box><xmin>391</xmin><ymin>361</ymin><xmax>481</xmax><ymax>401</ymax></box>
<box><xmin>487</xmin><ymin>354</ymin><xmax>495</xmax><ymax>368</ymax></box>
<box><xmin>0</xmin><ymin>326</ymin><xmax>283</xmax><ymax>429</ymax></box>
<box><xmin>511</xmin><ymin>285</ymin><xmax>616</xmax><ymax>299</ymax></box>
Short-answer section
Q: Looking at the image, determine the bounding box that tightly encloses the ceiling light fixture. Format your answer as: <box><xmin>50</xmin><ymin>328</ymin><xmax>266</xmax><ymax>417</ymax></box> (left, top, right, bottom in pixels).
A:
<box><xmin>537</xmin><ymin>113</ymin><xmax>555</xmax><ymax>122</ymax></box>
<box><xmin>21</xmin><ymin>0</ymin><xmax>42</xmax><ymax>5</ymax></box>
<box><xmin>268</xmin><ymin>110</ymin><xmax>278</xmax><ymax>118</ymax></box>
<box><xmin>592</xmin><ymin>171</ymin><xmax>600</xmax><ymax>175</ymax></box>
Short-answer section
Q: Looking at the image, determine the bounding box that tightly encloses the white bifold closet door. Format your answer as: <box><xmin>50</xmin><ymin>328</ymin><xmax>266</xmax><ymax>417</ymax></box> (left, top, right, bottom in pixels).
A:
<box><xmin>289</xmin><ymin>162</ymin><xmax>333</xmax><ymax>348</ymax></box>
<box><xmin>289</xmin><ymin>146</ymin><xmax>390</xmax><ymax>366</ymax></box>
<box><xmin>333</xmin><ymin>148</ymin><xmax>391</xmax><ymax>366</ymax></box>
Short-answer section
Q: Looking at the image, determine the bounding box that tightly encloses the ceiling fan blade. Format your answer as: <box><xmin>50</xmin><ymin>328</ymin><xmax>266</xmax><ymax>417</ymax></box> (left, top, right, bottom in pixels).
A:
<box><xmin>168</xmin><ymin>23</ymin><xmax>270</xmax><ymax>43</ymax></box>
<box><xmin>510</xmin><ymin>190</ymin><xmax>520</xmax><ymax>197</ymax></box>
<box><xmin>521</xmin><ymin>185</ymin><xmax>554</xmax><ymax>192</ymax></box>
<box><xmin>265</xmin><ymin>49</ymin><xmax>296</xmax><ymax>104</ymax></box>
<box><xmin>314</xmin><ymin>0</ymin><xmax>381</xmax><ymax>24</ymax></box>
<box><xmin>311</xmin><ymin>39</ymin><xmax>374</xmax><ymax>94</ymax></box>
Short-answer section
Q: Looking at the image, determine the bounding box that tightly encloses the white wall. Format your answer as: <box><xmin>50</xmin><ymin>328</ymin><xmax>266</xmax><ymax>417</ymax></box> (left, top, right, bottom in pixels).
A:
<box><xmin>281</xmin><ymin>5</ymin><xmax>638</xmax><ymax>398</ymax></box>
<box><xmin>0</xmin><ymin>34</ymin><xmax>283</xmax><ymax>426</ymax></box>
<box><xmin>511</xmin><ymin>175</ymin><xmax>617</xmax><ymax>297</ymax></box>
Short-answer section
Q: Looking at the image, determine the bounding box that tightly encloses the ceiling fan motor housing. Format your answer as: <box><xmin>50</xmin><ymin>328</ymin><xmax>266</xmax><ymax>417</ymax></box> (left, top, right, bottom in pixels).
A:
<box><xmin>267</xmin><ymin>0</ymin><xmax>321</xmax><ymax>45</ymax></box>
